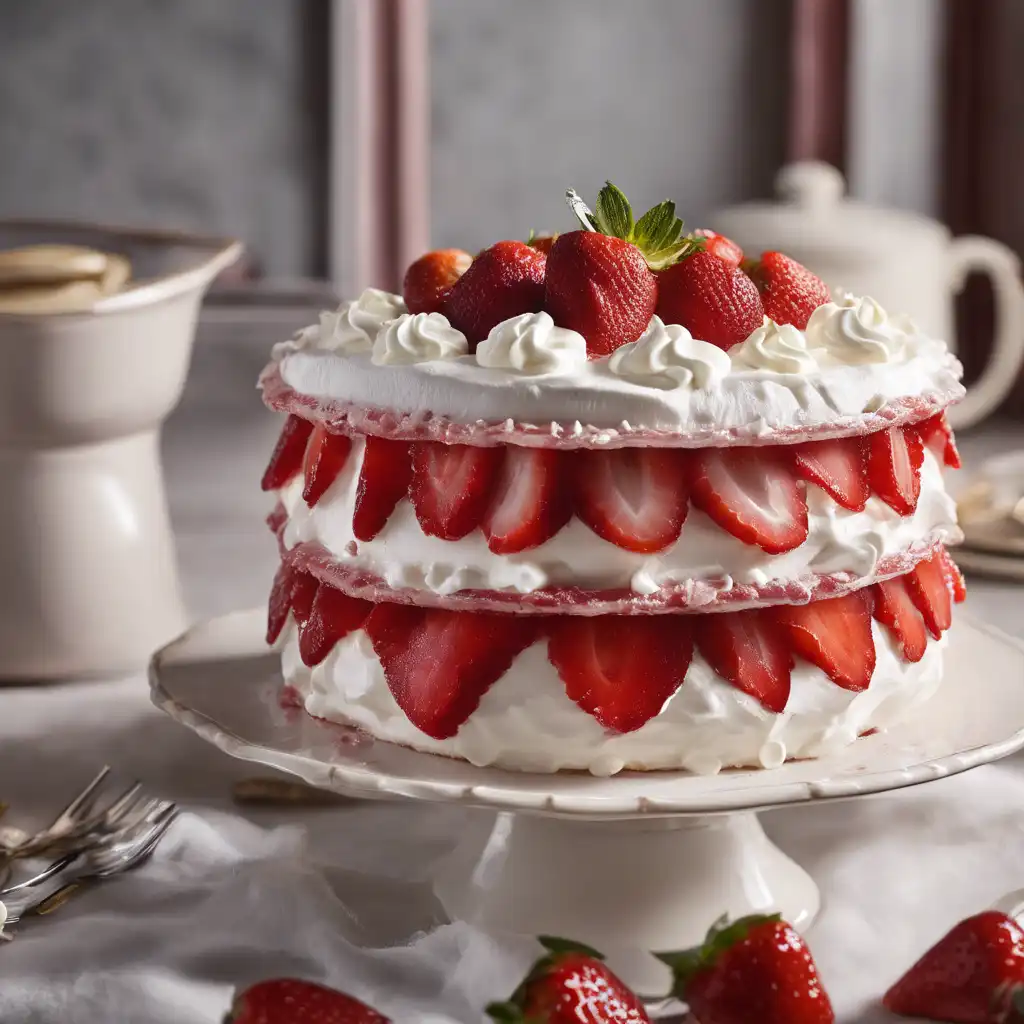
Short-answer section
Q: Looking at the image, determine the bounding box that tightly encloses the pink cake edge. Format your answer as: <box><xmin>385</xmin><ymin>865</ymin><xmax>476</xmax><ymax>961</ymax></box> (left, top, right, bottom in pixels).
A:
<box><xmin>259</xmin><ymin>362</ymin><xmax>964</xmax><ymax>451</ymax></box>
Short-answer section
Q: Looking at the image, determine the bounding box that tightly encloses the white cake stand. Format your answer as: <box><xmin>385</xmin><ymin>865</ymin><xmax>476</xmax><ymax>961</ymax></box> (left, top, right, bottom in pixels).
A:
<box><xmin>150</xmin><ymin>609</ymin><xmax>1024</xmax><ymax>996</ymax></box>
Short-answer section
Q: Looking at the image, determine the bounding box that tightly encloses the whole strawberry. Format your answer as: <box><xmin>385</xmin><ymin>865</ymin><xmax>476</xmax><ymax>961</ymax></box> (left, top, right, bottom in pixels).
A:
<box><xmin>403</xmin><ymin>248</ymin><xmax>472</xmax><ymax>314</ymax></box>
<box><xmin>745</xmin><ymin>251</ymin><xmax>830</xmax><ymax>329</ymax></box>
<box><xmin>487</xmin><ymin>936</ymin><xmax>650</xmax><ymax>1023</ymax></box>
<box><xmin>442</xmin><ymin>239</ymin><xmax>546</xmax><ymax>345</ymax></box>
<box><xmin>693</xmin><ymin>228</ymin><xmax>744</xmax><ymax>270</ymax></box>
<box><xmin>545</xmin><ymin>182</ymin><xmax>700</xmax><ymax>356</ymax></box>
<box><xmin>227</xmin><ymin>979</ymin><xmax>389</xmax><ymax>1023</ymax></box>
<box><xmin>658</xmin><ymin>914</ymin><xmax>835</xmax><ymax>1024</ymax></box>
<box><xmin>884</xmin><ymin>910</ymin><xmax>1024</xmax><ymax>1023</ymax></box>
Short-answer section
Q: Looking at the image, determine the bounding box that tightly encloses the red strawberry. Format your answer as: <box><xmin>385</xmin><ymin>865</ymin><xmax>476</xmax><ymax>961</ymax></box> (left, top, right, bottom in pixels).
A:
<box><xmin>303</xmin><ymin>425</ymin><xmax>353</xmax><ymax>508</ymax></box>
<box><xmin>409</xmin><ymin>442</ymin><xmax>503</xmax><ymax>540</ymax></box>
<box><xmin>352</xmin><ymin>437</ymin><xmax>413</xmax><ymax>541</ymax></box>
<box><xmin>907</xmin><ymin>552</ymin><xmax>954</xmax><ymax>639</ymax></box>
<box><xmin>529</xmin><ymin>233</ymin><xmax>558</xmax><ymax>255</ymax></box>
<box><xmin>691</xmin><ymin>447</ymin><xmax>809</xmax><ymax>554</ymax></box>
<box><xmin>365</xmin><ymin>605</ymin><xmax>538</xmax><ymax>739</ymax></box>
<box><xmin>695</xmin><ymin>609</ymin><xmax>793</xmax><ymax>712</ymax></box>
<box><xmin>547</xmin><ymin>182</ymin><xmax>704</xmax><ymax>356</ymax></box>
<box><xmin>227</xmin><ymin>978</ymin><xmax>390</xmax><ymax>1023</ymax></box>
<box><xmin>655</xmin><ymin>251</ymin><xmax>764</xmax><ymax>350</ymax></box>
<box><xmin>694</xmin><ymin>228</ymin><xmax>744</xmax><ymax>270</ymax></box>
<box><xmin>487</xmin><ymin>936</ymin><xmax>650</xmax><ymax>1024</ymax></box>
<box><xmin>299</xmin><ymin>585</ymin><xmax>373</xmax><ymax>667</ymax></box>
<box><xmin>442</xmin><ymin>240</ymin><xmax>546</xmax><ymax>345</ymax></box>
<box><xmin>771</xmin><ymin>591</ymin><xmax>876</xmax><ymax>691</ymax></box>
<box><xmin>792</xmin><ymin>436</ymin><xmax>870</xmax><ymax>512</ymax></box>
<box><xmin>873</xmin><ymin>574</ymin><xmax>929</xmax><ymax>662</ymax></box>
<box><xmin>659</xmin><ymin>914</ymin><xmax>835</xmax><ymax>1024</ymax></box>
<box><xmin>939</xmin><ymin>546</ymin><xmax>968</xmax><ymax>603</ymax></box>
<box><xmin>266</xmin><ymin>565</ymin><xmax>319</xmax><ymax>645</ymax></box>
<box><xmin>547</xmin><ymin>615</ymin><xmax>693</xmax><ymax>732</ymax></box>
<box><xmin>482</xmin><ymin>447</ymin><xmax>572</xmax><ymax>554</ymax></box>
<box><xmin>403</xmin><ymin>248</ymin><xmax>472</xmax><ymax>314</ymax></box>
<box><xmin>915</xmin><ymin>412</ymin><xmax>962</xmax><ymax>470</ymax></box>
<box><xmin>574</xmin><ymin>448</ymin><xmax>690</xmax><ymax>554</ymax></box>
<box><xmin>746</xmin><ymin>251</ymin><xmax>831</xmax><ymax>329</ymax></box>
<box><xmin>867</xmin><ymin>426</ymin><xmax>925</xmax><ymax>515</ymax></box>
<box><xmin>261</xmin><ymin>415</ymin><xmax>314</xmax><ymax>491</ymax></box>
<box><xmin>545</xmin><ymin>231</ymin><xmax>656</xmax><ymax>356</ymax></box>
<box><xmin>884</xmin><ymin>911</ymin><xmax>1024</xmax><ymax>1024</ymax></box>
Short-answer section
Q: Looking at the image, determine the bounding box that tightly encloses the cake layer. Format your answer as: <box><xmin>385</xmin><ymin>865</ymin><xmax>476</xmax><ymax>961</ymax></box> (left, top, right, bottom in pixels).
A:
<box><xmin>274</xmin><ymin>437</ymin><xmax>958</xmax><ymax>606</ymax></box>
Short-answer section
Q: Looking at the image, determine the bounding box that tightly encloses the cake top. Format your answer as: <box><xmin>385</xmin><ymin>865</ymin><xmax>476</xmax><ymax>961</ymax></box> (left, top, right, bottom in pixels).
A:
<box><xmin>265</xmin><ymin>182</ymin><xmax>964</xmax><ymax>446</ymax></box>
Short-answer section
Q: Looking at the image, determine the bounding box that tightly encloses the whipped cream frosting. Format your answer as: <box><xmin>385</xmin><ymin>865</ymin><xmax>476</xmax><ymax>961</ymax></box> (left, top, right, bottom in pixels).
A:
<box><xmin>372</xmin><ymin>312</ymin><xmax>468</xmax><ymax>365</ymax></box>
<box><xmin>301</xmin><ymin>288</ymin><xmax>408</xmax><ymax>356</ymax></box>
<box><xmin>278</xmin><ymin>440</ymin><xmax>959</xmax><ymax>600</ymax></box>
<box><xmin>476</xmin><ymin>311</ymin><xmax>588</xmax><ymax>375</ymax></box>
<box><xmin>609</xmin><ymin>316</ymin><xmax>731</xmax><ymax>390</ymax></box>
<box><xmin>806</xmin><ymin>294</ymin><xmax>911</xmax><ymax>365</ymax></box>
<box><xmin>732</xmin><ymin>319</ymin><xmax>821</xmax><ymax>374</ymax></box>
<box><xmin>281</xmin><ymin>619</ymin><xmax>945</xmax><ymax>776</ymax></box>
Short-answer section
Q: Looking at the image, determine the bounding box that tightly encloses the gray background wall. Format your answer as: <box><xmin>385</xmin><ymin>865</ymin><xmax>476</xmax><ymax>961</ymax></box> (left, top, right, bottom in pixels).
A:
<box><xmin>0</xmin><ymin>0</ymin><xmax>943</xmax><ymax>276</ymax></box>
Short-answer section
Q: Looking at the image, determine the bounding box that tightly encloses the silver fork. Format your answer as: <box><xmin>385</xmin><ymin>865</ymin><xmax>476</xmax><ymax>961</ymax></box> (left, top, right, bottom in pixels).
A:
<box><xmin>3</xmin><ymin>803</ymin><xmax>178</xmax><ymax>927</ymax></box>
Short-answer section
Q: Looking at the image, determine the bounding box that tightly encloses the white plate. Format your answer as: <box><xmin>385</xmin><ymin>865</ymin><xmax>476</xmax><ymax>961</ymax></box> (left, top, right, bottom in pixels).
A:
<box><xmin>150</xmin><ymin>609</ymin><xmax>1024</xmax><ymax>820</ymax></box>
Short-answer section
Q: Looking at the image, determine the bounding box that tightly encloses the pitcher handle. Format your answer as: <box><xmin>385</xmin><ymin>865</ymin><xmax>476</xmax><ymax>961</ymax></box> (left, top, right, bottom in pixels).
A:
<box><xmin>946</xmin><ymin>236</ymin><xmax>1024</xmax><ymax>430</ymax></box>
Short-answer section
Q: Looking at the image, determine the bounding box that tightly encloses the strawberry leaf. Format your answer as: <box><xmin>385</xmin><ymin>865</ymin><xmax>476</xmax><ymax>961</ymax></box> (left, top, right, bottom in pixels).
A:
<box><xmin>594</xmin><ymin>181</ymin><xmax>634</xmax><ymax>240</ymax></box>
<box><xmin>538</xmin><ymin>935</ymin><xmax>606</xmax><ymax>960</ymax></box>
<box><xmin>486</xmin><ymin>1001</ymin><xmax>525</xmax><ymax>1023</ymax></box>
<box><xmin>634</xmin><ymin>200</ymin><xmax>677</xmax><ymax>250</ymax></box>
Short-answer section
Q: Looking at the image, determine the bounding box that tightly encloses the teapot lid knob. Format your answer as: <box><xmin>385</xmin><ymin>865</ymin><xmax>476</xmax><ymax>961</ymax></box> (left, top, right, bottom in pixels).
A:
<box><xmin>775</xmin><ymin>161</ymin><xmax>846</xmax><ymax>208</ymax></box>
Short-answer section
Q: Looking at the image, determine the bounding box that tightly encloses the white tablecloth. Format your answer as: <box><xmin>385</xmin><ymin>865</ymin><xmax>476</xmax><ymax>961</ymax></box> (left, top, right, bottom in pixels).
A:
<box><xmin>2</xmin><ymin>411</ymin><xmax>1024</xmax><ymax>1023</ymax></box>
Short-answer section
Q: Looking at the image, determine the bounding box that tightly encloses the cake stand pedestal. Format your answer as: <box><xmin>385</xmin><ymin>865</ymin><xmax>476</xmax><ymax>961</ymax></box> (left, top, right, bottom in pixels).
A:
<box><xmin>150</xmin><ymin>610</ymin><xmax>1024</xmax><ymax>996</ymax></box>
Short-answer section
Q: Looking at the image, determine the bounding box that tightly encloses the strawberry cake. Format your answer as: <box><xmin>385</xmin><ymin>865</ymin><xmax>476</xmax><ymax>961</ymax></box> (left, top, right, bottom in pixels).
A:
<box><xmin>258</xmin><ymin>183</ymin><xmax>966</xmax><ymax>776</ymax></box>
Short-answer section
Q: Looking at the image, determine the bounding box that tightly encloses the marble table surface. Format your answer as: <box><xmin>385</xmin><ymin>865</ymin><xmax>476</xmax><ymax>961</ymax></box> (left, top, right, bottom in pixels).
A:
<box><xmin>2</xmin><ymin>344</ymin><xmax>1024</xmax><ymax>1023</ymax></box>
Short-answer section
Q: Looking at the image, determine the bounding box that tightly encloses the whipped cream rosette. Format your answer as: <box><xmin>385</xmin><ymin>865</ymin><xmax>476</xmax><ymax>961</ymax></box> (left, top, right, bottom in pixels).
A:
<box><xmin>257</xmin><ymin>181</ymin><xmax>966</xmax><ymax>775</ymax></box>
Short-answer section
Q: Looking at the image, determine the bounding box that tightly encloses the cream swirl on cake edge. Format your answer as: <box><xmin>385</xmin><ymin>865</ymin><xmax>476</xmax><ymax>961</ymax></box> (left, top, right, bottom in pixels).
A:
<box><xmin>805</xmin><ymin>293</ymin><xmax>912</xmax><ymax>365</ymax></box>
<box><xmin>731</xmin><ymin>318</ymin><xmax>823</xmax><ymax>374</ymax></box>
<box><xmin>609</xmin><ymin>316</ymin><xmax>731</xmax><ymax>390</ymax></box>
<box><xmin>476</xmin><ymin>311</ymin><xmax>588</xmax><ymax>374</ymax></box>
<box><xmin>372</xmin><ymin>311</ymin><xmax>468</xmax><ymax>365</ymax></box>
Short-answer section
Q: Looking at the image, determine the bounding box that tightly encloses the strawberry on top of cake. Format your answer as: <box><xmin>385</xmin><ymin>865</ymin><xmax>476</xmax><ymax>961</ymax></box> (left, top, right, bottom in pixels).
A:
<box><xmin>258</xmin><ymin>182</ymin><xmax>965</xmax><ymax>776</ymax></box>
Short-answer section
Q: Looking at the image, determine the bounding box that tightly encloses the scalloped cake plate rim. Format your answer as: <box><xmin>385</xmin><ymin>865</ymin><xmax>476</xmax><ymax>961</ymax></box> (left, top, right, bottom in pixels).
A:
<box><xmin>149</xmin><ymin>608</ymin><xmax>1024</xmax><ymax>819</ymax></box>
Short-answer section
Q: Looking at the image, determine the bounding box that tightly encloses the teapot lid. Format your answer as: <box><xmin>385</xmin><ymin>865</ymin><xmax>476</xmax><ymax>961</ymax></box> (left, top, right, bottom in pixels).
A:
<box><xmin>711</xmin><ymin>161</ymin><xmax>948</xmax><ymax>256</ymax></box>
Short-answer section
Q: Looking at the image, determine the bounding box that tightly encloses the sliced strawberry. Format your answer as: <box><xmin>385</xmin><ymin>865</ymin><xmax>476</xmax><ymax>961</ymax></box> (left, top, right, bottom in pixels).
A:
<box><xmin>691</xmin><ymin>448</ymin><xmax>808</xmax><ymax>554</ymax></box>
<box><xmin>906</xmin><ymin>552</ymin><xmax>953</xmax><ymax>639</ymax></box>
<box><xmin>482</xmin><ymin>447</ymin><xmax>572</xmax><ymax>554</ymax></box>
<box><xmin>409</xmin><ymin>442</ymin><xmax>503</xmax><ymax>540</ymax></box>
<box><xmin>265</xmin><ymin>564</ymin><xmax>318</xmax><ymax>644</ymax></box>
<box><xmin>573</xmin><ymin>448</ymin><xmax>691</xmax><ymax>554</ymax></box>
<box><xmin>746</xmin><ymin>251</ymin><xmax>831</xmax><ymax>329</ymax></box>
<box><xmin>873</xmin><ymin>575</ymin><xmax>929</xmax><ymax>662</ymax></box>
<box><xmin>695</xmin><ymin>608</ymin><xmax>793</xmax><ymax>712</ymax></box>
<box><xmin>771</xmin><ymin>591</ymin><xmax>876</xmax><ymax>691</ymax></box>
<box><xmin>364</xmin><ymin>604</ymin><xmax>538</xmax><ymax>739</ymax></box>
<box><xmin>693</xmin><ymin>228</ymin><xmax>744</xmax><ymax>270</ymax></box>
<box><xmin>791</xmin><ymin>436</ymin><xmax>869</xmax><ymax>512</ymax></box>
<box><xmin>547</xmin><ymin>615</ymin><xmax>693</xmax><ymax>732</ymax></box>
<box><xmin>914</xmin><ymin>412</ymin><xmax>961</xmax><ymax>469</ymax></box>
<box><xmin>939</xmin><ymin>546</ymin><xmax>968</xmax><ymax>602</ymax></box>
<box><xmin>403</xmin><ymin>248</ymin><xmax>472</xmax><ymax>314</ymax></box>
<box><xmin>302</xmin><ymin>425</ymin><xmax>353</xmax><ymax>508</ymax></box>
<box><xmin>260</xmin><ymin>415</ymin><xmax>314</xmax><ymax>491</ymax></box>
<box><xmin>353</xmin><ymin>437</ymin><xmax>413</xmax><ymax>541</ymax></box>
<box><xmin>867</xmin><ymin>425</ymin><xmax>925</xmax><ymax>515</ymax></box>
<box><xmin>298</xmin><ymin>584</ymin><xmax>373</xmax><ymax>667</ymax></box>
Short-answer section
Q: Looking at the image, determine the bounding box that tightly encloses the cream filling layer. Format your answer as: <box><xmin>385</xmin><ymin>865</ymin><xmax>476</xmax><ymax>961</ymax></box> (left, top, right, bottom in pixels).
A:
<box><xmin>278</xmin><ymin>442</ymin><xmax>959</xmax><ymax>598</ymax></box>
<box><xmin>281</xmin><ymin>620</ymin><xmax>946</xmax><ymax>776</ymax></box>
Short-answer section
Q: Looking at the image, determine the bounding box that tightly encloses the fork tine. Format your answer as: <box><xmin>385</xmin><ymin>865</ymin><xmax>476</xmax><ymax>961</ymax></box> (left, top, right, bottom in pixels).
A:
<box><xmin>97</xmin><ymin>782</ymin><xmax>143</xmax><ymax>825</ymax></box>
<box><xmin>45</xmin><ymin>766</ymin><xmax>112</xmax><ymax>836</ymax></box>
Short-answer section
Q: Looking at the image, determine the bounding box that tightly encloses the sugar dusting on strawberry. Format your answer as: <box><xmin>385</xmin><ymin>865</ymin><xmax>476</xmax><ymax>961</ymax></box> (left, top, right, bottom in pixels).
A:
<box><xmin>227</xmin><ymin>978</ymin><xmax>390</xmax><ymax>1024</ymax></box>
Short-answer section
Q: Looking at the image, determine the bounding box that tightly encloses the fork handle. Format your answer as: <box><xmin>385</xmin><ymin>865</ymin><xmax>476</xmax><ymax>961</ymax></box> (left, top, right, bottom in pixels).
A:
<box><xmin>4</xmin><ymin>879</ymin><xmax>90</xmax><ymax>926</ymax></box>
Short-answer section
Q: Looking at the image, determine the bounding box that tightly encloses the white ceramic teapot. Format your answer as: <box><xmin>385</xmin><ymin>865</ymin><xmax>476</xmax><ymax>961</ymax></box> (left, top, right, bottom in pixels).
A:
<box><xmin>712</xmin><ymin>162</ymin><xmax>1024</xmax><ymax>430</ymax></box>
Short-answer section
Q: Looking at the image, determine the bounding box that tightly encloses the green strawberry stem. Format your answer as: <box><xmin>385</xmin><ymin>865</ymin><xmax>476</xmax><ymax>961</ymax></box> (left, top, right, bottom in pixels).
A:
<box><xmin>564</xmin><ymin>181</ymin><xmax>704</xmax><ymax>271</ymax></box>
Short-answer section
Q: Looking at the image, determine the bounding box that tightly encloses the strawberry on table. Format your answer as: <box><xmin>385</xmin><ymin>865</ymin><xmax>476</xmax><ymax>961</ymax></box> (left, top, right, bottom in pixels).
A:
<box><xmin>409</xmin><ymin>441</ymin><xmax>503</xmax><ymax>540</ymax></box>
<box><xmin>573</xmin><ymin>447</ymin><xmax>691</xmax><ymax>553</ymax></box>
<box><xmin>884</xmin><ymin>910</ymin><xmax>1024</xmax><ymax>1023</ymax></box>
<box><xmin>693</xmin><ymin>228</ymin><xmax>745</xmax><ymax>270</ymax></box>
<box><xmin>442</xmin><ymin>239</ymin><xmax>546</xmax><ymax>345</ymax></box>
<box><xmin>867</xmin><ymin>425</ymin><xmax>925</xmax><ymax>515</ymax></box>
<box><xmin>547</xmin><ymin>615</ymin><xmax>693</xmax><ymax>732</ymax></box>
<box><xmin>303</xmin><ymin>425</ymin><xmax>353</xmax><ymax>508</ymax></box>
<box><xmin>365</xmin><ymin>604</ymin><xmax>538</xmax><ymax>739</ymax></box>
<box><xmin>352</xmin><ymin>436</ymin><xmax>413</xmax><ymax>541</ymax></box>
<box><xmin>658</xmin><ymin>914</ymin><xmax>835</xmax><ymax>1024</ymax></box>
<box><xmin>227</xmin><ymin>978</ymin><xmax>390</xmax><ymax>1023</ymax></box>
<box><xmin>690</xmin><ymin>447</ymin><xmax>809</xmax><ymax>554</ymax></box>
<box><xmin>745</xmin><ymin>251</ymin><xmax>831</xmax><ymax>329</ymax></box>
<box><xmin>487</xmin><ymin>935</ymin><xmax>651</xmax><ymax>1023</ymax></box>
<box><xmin>403</xmin><ymin>247</ymin><xmax>472</xmax><ymax>314</ymax></box>
<box><xmin>261</xmin><ymin>415</ymin><xmax>314</xmax><ymax>492</ymax></box>
<box><xmin>546</xmin><ymin>182</ymin><xmax>700</xmax><ymax>356</ymax></box>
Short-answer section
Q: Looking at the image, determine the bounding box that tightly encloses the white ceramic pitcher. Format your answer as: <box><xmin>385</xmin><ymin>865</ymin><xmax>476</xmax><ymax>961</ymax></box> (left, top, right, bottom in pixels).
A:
<box><xmin>0</xmin><ymin>222</ymin><xmax>240</xmax><ymax>680</ymax></box>
<box><xmin>712</xmin><ymin>162</ymin><xmax>1024</xmax><ymax>430</ymax></box>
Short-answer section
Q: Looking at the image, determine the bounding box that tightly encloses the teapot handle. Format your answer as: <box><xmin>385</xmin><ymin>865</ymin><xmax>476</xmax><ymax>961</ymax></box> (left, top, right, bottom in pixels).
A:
<box><xmin>946</xmin><ymin>236</ymin><xmax>1024</xmax><ymax>430</ymax></box>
